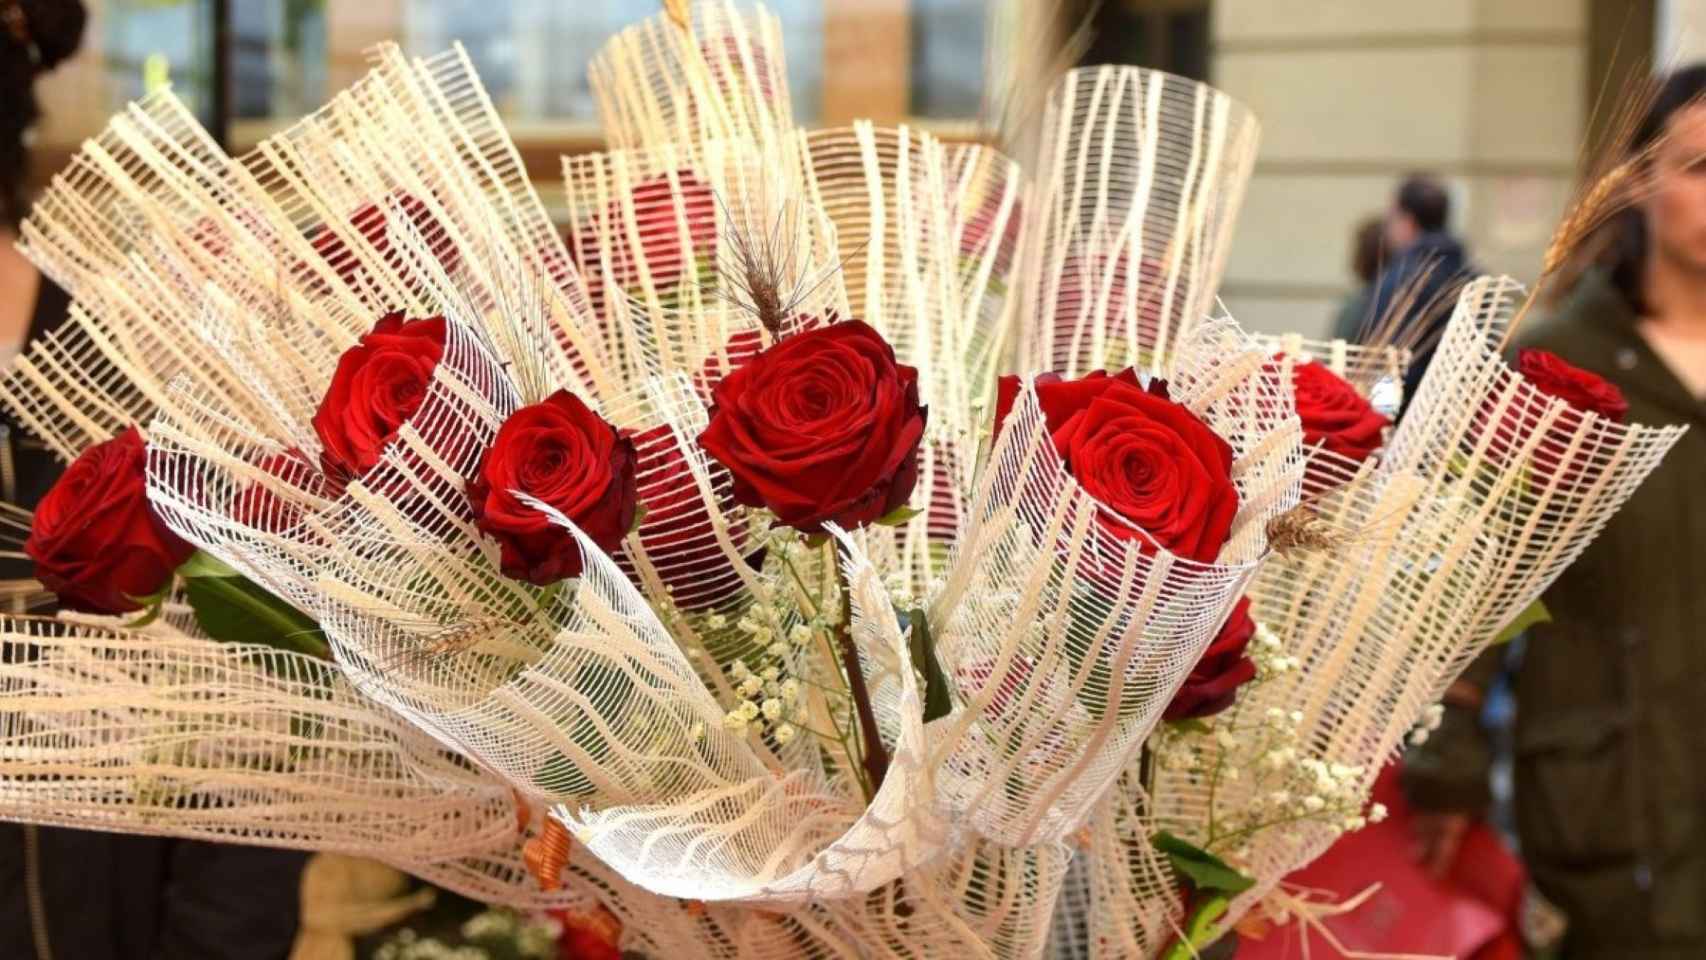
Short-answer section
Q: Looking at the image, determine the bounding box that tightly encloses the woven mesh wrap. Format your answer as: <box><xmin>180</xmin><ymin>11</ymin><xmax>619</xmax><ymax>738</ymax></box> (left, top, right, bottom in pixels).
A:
<box><xmin>591</xmin><ymin>1</ymin><xmax>793</xmax><ymax>150</ymax></box>
<box><xmin>0</xmin><ymin>3</ymin><xmax>1689</xmax><ymax>956</ymax></box>
<box><xmin>0</xmin><ymin>616</ymin><xmax>516</xmax><ymax>858</ymax></box>
<box><xmin>1016</xmin><ymin>65</ymin><xmax>1260</xmax><ymax>380</ymax></box>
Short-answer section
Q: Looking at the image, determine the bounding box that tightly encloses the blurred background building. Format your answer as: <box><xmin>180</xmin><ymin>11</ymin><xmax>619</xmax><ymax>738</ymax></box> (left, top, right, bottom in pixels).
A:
<box><xmin>23</xmin><ymin>0</ymin><xmax>1703</xmax><ymax>338</ymax></box>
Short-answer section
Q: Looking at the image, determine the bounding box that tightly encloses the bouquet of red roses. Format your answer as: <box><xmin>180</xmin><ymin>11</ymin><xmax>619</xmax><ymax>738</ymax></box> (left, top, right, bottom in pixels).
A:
<box><xmin>0</xmin><ymin>4</ymin><xmax>1685</xmax><ymax>958</ymax></box>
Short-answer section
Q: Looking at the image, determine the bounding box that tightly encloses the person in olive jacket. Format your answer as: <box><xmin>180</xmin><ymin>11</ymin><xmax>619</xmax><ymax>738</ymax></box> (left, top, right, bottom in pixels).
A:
<box><xmin>1403</xmin><ymin>66</ymin><xmax>1706</xmax><ymax>959</ymax></box>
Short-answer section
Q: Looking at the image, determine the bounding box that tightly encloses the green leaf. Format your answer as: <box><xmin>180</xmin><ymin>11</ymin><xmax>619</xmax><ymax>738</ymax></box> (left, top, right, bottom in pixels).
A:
<box><xmin>185</xmin><ymin>573</ymin><xmax>330</xmax><ymax>660</ymax></box>
<box><xmin>1167</xmin><ymin>717</ymin><xmax>1212</xmax><ymax>736</ymax></box>
<box><xmin>1152</xmin><ymin>831</ymin><xmax>1255</xmax><ymax>895</ymax></box>
<box><xmin>1491</xmin><ymin>598</ymin><xmax>1550</xmax><ymax>646</ymax></box>
<box><xmin>901</xmin><ymin>607</ymin><xmax>954</xmax><ymax>723</ymax></box>
<box><xmin>176</xmin><ymin>549</ymin><xmax>241</xmax><ymax>579</ymax></box>
<box><xmin>629</xmin><ymin>503</ymin><xmax>649</xmax><ymax>535</ymax></box>
<box><xmin>874</xmin><ymin>504</ymin><xmax>924</xmax><ymax>528</ymax></box>
<box><xmin>1160</xmin><ymin>894</ymin><xmax>1232</xmax><ymax>960</ymax></box>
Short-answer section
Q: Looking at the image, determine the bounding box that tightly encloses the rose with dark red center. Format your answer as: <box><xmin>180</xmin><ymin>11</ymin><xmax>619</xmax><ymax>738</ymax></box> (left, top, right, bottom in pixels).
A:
<box><xmin>312</xmin><ymin>312</ymin><xmax>446</xmax><ymax>482</ymax></box>
<box><xmin>25</xmin><ymin>427</ymin><xmax>195</xmax><ymax>614</ymax></box>
<box><xmin>468</xmin><ymin>390</ymin><xmax>638</xmax><ymax>586</ymax></box>
<box><xmin>698</xmin><ymin>321</ymin><xmax>927</xmax><ymax>533</ymax></box>
<box><xmin>231</xmin><ymin>448</ymin><xmax>326</xmax><ymax>532</ymax></box>
<box><xmin>1164</xmin><ymin>596</ymin><xmax>1258</xmax><ymax>721</ymax></box>
<box><xmin>1291</xmin><ymin>360</ymin><xmax>1389</xmax><ymax>462</ymax></box>
<box><xmin>1518</xmin><ymin>349</ymin><xmax>1628</xmax><ymax>423</ymax></box>
<box><xmin>993</xmin><ymin>369</ymin><xmax>1239</xmax><ymax>564</ymax></box>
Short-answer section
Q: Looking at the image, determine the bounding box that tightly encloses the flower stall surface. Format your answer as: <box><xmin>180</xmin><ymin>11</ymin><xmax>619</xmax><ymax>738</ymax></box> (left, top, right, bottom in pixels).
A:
<box><xmin>0</xmin><ymin>3</ymin><xmax>1687</xmax><ymax>958</ymax></box>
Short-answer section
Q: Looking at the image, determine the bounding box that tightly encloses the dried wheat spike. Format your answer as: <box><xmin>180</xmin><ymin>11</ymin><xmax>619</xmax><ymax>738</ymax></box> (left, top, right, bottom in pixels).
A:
<box><xmin>1265</xmin><ymin>503</ymin><xmax>1352</xmax><ymax>557</ymax></box>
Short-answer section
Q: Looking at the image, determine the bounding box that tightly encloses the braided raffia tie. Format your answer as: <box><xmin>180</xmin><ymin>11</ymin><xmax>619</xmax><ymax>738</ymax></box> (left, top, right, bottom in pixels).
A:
<box><xmin>522</xmin><ymin>818</ymin><xmax>572</xmax><ymax>892</ymax></box>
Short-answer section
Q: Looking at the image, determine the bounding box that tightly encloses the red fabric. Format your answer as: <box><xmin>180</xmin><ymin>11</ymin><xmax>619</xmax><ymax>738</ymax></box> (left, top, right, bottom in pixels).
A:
<box><xmin>1235</xmin><ymin>764</ymin><xmax>1525</xmax><ymax>960</ymax></box>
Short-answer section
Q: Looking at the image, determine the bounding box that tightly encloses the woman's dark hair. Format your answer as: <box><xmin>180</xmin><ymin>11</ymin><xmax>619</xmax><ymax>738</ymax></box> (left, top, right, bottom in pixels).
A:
<box><xmin>2</xmin><ymin>0</ymin><xmax>88</xmax><ymax>229</ymax></box>
<box><xmin>1350</xmin><ymin>215</ymin><xmax>1385</xmax><ymax>287</ymax></box>
<box><xmin>1601</xmin><ymin>64</ymin><xmax>1706</xmax><ymax>314</ymax></box>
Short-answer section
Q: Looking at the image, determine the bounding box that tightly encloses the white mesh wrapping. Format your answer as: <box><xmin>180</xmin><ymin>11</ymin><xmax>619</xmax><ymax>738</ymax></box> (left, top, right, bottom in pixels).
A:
<box><xmin>1016</xmin><ymin>66</ymin><xmax>1260</xmax><ymax>379</ymax></box>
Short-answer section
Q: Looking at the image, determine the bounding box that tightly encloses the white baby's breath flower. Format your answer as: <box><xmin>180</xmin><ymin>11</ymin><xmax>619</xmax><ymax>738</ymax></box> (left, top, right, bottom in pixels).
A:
<box><xmin>1368</xmin><ymin>802</ymin><xmax>1389</xmax><ymax>823</ymax></box>
<box><xmin>760</xmin><ymin>665</ymin><xmax>781</xmax><ymax>681</ymax></box>
<box><xmin>767</xmin><ymin>642</ymin><xmax>788</xmax><ymax>659</ymax></box>
<box><xmin>790</xmin><ymin>624</ymin><xmax>813</xmax><ymax>645</ymax></box>
<box><xmin>739</xmin><ymin>675</ymin><xmax>764</xmax><ymax>698</ymax></box>
<box><xmin>730</xmin><ymin>660</ymin><xmax>751</xmax><ymax>679</ymax></box>
<box><xmin>781</xmin><ymin>679</ymin><xmax>800</xmax><ymax>703</ymax></box>
<box><xmin>774</xmin><ymin>723</ymin><xmax>797</xmax><ymax>745</ymax></box>
<box><xmin>762</xmin><ymin>698</ymin><xmax>783</xmax><ymax>720</ymax></box>
<box><xmin>738</xmin><ymin>699</ymin><xmax>760</xmax><ymax>721</ymax></box>
<box><xmin>722</xmin><ymin>712</ymin><xmax>748</xmax><ymax>733</ymax></box>
<box><xmin>689</xmin><ymin>721</ymin><xmax>705</xmax><ymax>742</ymax></box>
<box><xmin>1303</xmin><ymin>795</ymin><xmax>1325</xmax><ymax>812</ymax></box>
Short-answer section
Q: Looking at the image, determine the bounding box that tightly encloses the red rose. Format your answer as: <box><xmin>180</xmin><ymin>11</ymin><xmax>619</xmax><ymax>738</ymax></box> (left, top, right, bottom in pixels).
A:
<box><xmin>704</xmin><ymin>35</ymin><xmax>778</xmax><ymax>105</ymax></box>
<box><xmin>309</xmin><ymin>190</ymin><xmax>461</xmax><ymax>292</ymax></box>
<box><xmin>993</xmin><ymin>369</ymin><xmax>1239</xmax><ymax>564</ymax></box>
<box><xmin>312</xmin><ymin>312</ymin><xmax>447</xmax><ymax>481</ymax></box>
<box><xmin>231</xmin><ymin>449</ymin><xmax>326</xmax><ymax>532</ymax></box>
<box><xmin>469</xmin><ymin>390</ymin><xmax>638</xmax><ymax>586</ymax></box>
<box><xmin>1518</xmin><ymin>349</ymin><xmax>1628</xmax><ymax>423</ymax></box>
<box><xmin>1164</xmin><ymin>596</ymin><xmax>1258</xmax><ymax>721</ymax></box>
<box><xmin>1292</xmin><ymin>360</ymin><xmax>1389</xmax><ymax>462</ymax></box>
<box><xmin>25</xmin><ymin>427</ymin><xmax>195</xmax><ymax>614</ymax></box>
<box><xmin>570</xmin><ymin>171</ymin><xmax>717</xmax><ymax>318</ymax></box>
<box><xmin>698</xmin><ymin>321</ymin><xmax>927</xmax><ymax>533</ymax></box>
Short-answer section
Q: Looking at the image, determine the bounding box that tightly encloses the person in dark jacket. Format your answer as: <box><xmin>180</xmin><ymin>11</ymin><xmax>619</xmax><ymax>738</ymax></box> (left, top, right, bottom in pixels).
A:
<box><xmin>1403</xmin><ymin>66</ymin><xmax>1706</xmax><ymax>959</ymax></box>
<box><xmin>1368</xmin><ymin>174</ymin><xmax>1476</xmax><ymax>404</ymax></box>
<box><xmin>0</xmin><ymin>2</ymin><xmax>308</xmax><ymax>957</ymax></box>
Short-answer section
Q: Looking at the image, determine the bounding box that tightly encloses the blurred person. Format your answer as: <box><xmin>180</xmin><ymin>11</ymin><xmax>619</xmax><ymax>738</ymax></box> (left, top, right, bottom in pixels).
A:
<box><xmin>1369</xmin><ymin>173</ymin><xmax>1476</xmax><ymax>403</ymax></box>
<box><xmin>0</xmin><ymin>2</ymin><xmax>308</xmax><ymax>957</ymax></box>
<box><xmin>1331</xmin><ymin>215</ymin><xmax>1386</xmax><ymax>342</ymax></box>
<box><xmin>1403</xmin><ymin>65</ymin><xmax>1706</xmax><ymax>959</ymax></box>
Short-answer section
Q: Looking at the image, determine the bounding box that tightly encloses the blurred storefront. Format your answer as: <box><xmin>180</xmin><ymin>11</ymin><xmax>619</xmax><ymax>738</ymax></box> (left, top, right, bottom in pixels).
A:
<box><xmin>23</xmin><ymin>0</ymin><xmax>1693</xmax><ymax>338</ymax></box>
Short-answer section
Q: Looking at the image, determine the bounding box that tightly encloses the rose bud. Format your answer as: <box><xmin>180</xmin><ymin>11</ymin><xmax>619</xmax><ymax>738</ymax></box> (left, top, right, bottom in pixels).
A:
<box><xmin>25</xmin><ymin>427</ymin><xmax>195</xmax><ymax>614</ymax></box>
<box><xmin>1164</xmin><ymin>596</ymin><xmax>1258</xmax><ymax>721</ymax></box>
<box><xmin>698</xmin><ymin>320</ymin><xmax>928</xmax><ymax>533</ymax></box>
<box><xmin>1518</xmin><ymin>348</ymin><xmax>1628</xmax><ymax>423</ymax></box>
<box><xmin>993</xmin><ymin>369</ymin><xmax>1239</xmax><ymax>564</ymax></box>
<box><xmin>230</xmin><ymin>448</ymin><xmax>326</xmax><ymax>532</ymax></box>
<box><xmin>468</xmin><ymin>390</ymin><xmax>638</xmax><ymax>586</ymax></box>
<box><xmin>569</xmin><ymin>170</ymin><xmax>717</xmax><ymax>320</ymax></box>
<box><xmin>309</xmin><ymin>190</ymin><xmax>461</xmax><ymax>291</ymax></box>
<box><xmin>312</xmin><ymin>312</ymin><xmax>447</xmax><ymax>482</ymax></box>
<box><xmin>1292</xmin><ymin>360</ymin><xmax>1389</xmax><ymax>464</ymax></box>
<box><xmin>1480</xmin><ymin>348</ymin><xmax>1630</xmax><ymax>482</ymax></box>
